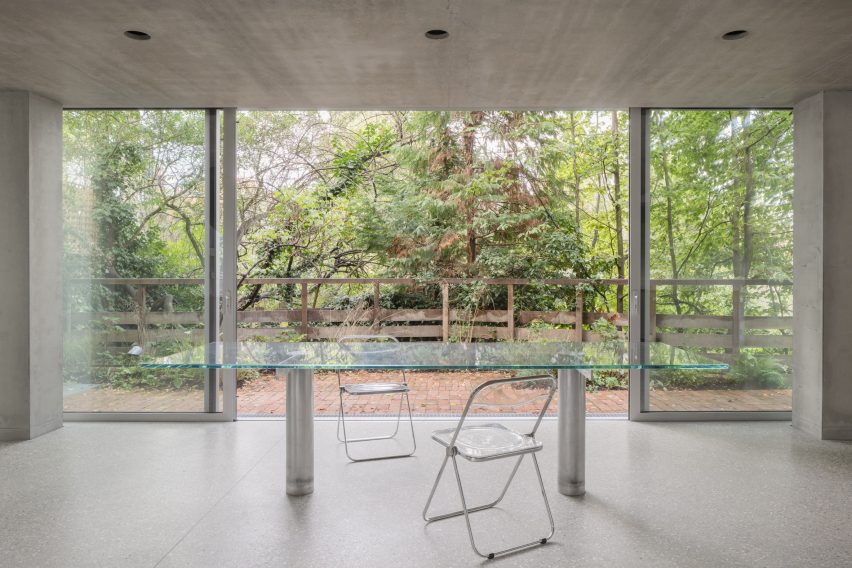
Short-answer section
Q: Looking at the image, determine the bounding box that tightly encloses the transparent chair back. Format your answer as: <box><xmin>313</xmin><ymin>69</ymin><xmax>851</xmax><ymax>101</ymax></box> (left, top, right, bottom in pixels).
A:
<box><xmin>466</xmin><ymin>375</ymin><xmax>555</xmax><ymax>412</ymax></box>
<box><xmin>446</xmin><ymin>375</ymin><xmax>556</xmax><ymax>461</ymax></box>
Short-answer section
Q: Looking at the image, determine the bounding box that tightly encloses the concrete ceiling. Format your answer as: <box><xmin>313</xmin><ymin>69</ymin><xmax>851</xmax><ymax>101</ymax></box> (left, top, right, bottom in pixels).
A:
<box><xmin>1</xmin><ymin>0</ymin><xmax>851</xmax><ymax>109</ymax></box>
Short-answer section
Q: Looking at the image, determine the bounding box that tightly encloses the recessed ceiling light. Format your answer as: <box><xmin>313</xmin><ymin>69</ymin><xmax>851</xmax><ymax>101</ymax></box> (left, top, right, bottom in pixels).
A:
<box><xmin>124</xmin><ymin>30</ymin><xmax>151</xmax><ymax>41</ymax></box>
<box><xmin>721</xmin><ymin>30</ymin><xmax>748</xmax><ymax>40</ymax></box>
<box><xmin>425</xmin><ymin>29</ymin><xmax>449</xmax><ymax>40</ymax></box>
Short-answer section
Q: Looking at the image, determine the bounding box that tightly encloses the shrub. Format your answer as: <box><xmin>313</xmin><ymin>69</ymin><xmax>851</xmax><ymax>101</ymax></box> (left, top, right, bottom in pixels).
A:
<box><xmin>730</xmin><ymin>352</ymin><xmax>789</xmax><ymax>389</ymax></box>
<box><xmin>589</xmin><ymin>316</ymin><xmax>620</xmax><ymax>341</ymax></box>
<box><xmin>587</xmin><ymin>370</ymin><xmax>628</xmax><ymax>392</ymax></box>
<box><xmin>651</xmin><ymin>352</ymin><xmax>789</xmax><ymax>390</ymax></box>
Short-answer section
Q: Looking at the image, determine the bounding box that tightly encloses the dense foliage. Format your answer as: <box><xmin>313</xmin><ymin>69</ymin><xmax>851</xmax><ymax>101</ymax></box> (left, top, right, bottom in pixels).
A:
<box><xmin>233</xmin><ymin>111</ymin><xmax>628</xmax><ymax>314</ymax></box>
<box><xmin>63</xmin><ymin>109</ymin><xmax>793</xmax><ymax>390</ymax></box>
<box><xmin>650</xmin><ymin>110</ymin><xmax>793</xmax><ymax>317</ymax></box>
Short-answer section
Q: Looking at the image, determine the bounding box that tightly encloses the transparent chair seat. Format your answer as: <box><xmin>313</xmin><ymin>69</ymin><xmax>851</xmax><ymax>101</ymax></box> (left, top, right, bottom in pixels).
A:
<box><xmin>342</xmin><ymin>382</ymin><xmax>410</xmax><ymax>395</ymax></box>
<box><xmin>431</xmin><ymin>423</ymin><xmax>543</xmax><ymax>462</ymax></box>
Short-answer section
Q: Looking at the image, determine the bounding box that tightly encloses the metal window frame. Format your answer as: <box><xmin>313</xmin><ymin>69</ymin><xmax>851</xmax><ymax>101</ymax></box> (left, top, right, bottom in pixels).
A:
<box><xmin>64</xmin><ymin>106</ymin><xmax>791</xmax><ymax>423</ymax></box>
<box><xmin>63</xmin><ymin>108</ymin><xmax>237</xmax><ymax>422</ymax></box>
<box><xmin>627</xmin><ymin>107</ymin><xmax>651</xmax><ymax>420</ymax></box>
<box><xmin>203</xmin><ymin>108</ymin><xmax>220</xmax><ymax>413</ymax></box>
<box><xmin>627</xmin><ymin>107</ymin><xmax>791</xmax><ymax>422</ymax></box>
<box><xmin>221</xmin><ymin>108</ymin><xmax>238</xmax><ymax>420</ymax></box>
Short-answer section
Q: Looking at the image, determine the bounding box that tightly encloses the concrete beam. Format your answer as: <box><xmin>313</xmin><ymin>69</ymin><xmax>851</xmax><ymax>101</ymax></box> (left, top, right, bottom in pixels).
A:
<box><xmin>0</xmin><ymin>91</ymin><xmax>63</xmax><ymax>441</ymax></box>
<box><xmin>793</xmin><ymin>90</ymin><xmax>852</xmax><ymax>440</ymax></box>
<box><xmin>2</xmin><ymin>1</ymin><xmax>852</xmax><ymax>108</ymax></box>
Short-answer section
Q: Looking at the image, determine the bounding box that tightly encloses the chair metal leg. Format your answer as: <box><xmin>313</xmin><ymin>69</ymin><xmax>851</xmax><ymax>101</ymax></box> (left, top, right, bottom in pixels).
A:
<box><xmin>423</xmin><ymin>453</ymin><xmax>524</xmax><ymax>523</ymax></box>
<box><xmin>422</xmin><ymin>454</ymin><xmax>451</xmax><ymax>521</ymax></box>
<box><xmin>337</xmin><ymin>388</ymin><xmax>404</xmax><ymax>443</ymax></box>
<box><xmin>338</xmin><ymin>390</ymin><xmax>416</xmax><ymax>462</ymax></box>
<box><xmin>336</xmin><ymin>394</ymin><xmax>345</xmax><ymax>442</ymax></box>
<box><xmin>424</xmin><ymin>452</ymin><xmax>555</xmax><ymax>560</ymax></box>
<box><xmin>450</xmin><ymin>455</ymin><xmax>491</xmax><ymax>559</ymax></box>
<box><xmin>531</xmin><ymin>453</ymin><xmax>556</xmax><ymax>541</ymax></box>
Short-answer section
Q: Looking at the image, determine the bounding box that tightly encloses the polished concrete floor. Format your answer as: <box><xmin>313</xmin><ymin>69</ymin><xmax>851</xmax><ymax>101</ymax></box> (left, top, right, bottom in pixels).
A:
<box><xmin>1</xmin><ymin>419</ymin><xmax>850</xmax><ymax>568</ymax></box>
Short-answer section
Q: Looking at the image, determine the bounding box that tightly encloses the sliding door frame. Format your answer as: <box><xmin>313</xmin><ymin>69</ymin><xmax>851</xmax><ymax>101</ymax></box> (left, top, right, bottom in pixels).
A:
<box><xmin>627</xmin><ymin>107</ymin><xmax>791</xmax><ymax>422</ymax></box>
<box><xmin>203</xmin><ymin>109</ymin><xmax>220</xmax><ymax>413</ymax></box>
<box><xmin>221</xmin><ymin>108</ymin><xmax>238</xmax><ymax>420</ymax></box>
<box><xmin>65</xmin><ymin>108</ymin><xmax>237</xmax><ymax>422</ymax></box>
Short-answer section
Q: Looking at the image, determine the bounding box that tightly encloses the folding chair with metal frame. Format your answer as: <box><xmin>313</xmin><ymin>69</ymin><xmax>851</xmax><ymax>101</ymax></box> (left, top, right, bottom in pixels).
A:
<box><xmin>422</xmin><ymin>374</ymin><xmax>557</xmax><ymax>560</ymax></box>
<box><xmin>336</xmin><ymin>335</ymin><xmax>416</xmax><ymax>462</ymax></box>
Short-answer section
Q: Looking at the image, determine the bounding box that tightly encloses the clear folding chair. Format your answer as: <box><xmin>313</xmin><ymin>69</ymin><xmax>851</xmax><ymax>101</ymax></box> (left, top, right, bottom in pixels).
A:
<box><xmin>336</xmin><ymin>335</ymin><xmax>416</xmax><ymax>462</ymax></box>
<box><xmin>422</xmin><ymin>374</ymin><xmax>557</xmax><ymax>559</ymax></box>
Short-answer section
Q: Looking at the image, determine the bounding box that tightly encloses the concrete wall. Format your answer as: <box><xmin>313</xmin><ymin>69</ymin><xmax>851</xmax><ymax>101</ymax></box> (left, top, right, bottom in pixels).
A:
<box><xmin>0</xmin><ymin>93</ymin><xmax>32</xmax><ymax>440</ymax></box>
<box><xmin>793</xmin><ymin>90</ymin><xmax>852</xmax><ymax>440</ymax></box>
<box><xmin>27</xmin><ymin>94</ymin><xmax>64</xmax><ymax>437</ymax></box>
<box><xmin>793</xmin><ymin>93</ymin><xmax>824</xmax><ymax>437</ymax></box>
<box><xmin>0</xmin><ymin>91</ymin><xmax>63</xmax><ymax>441</ymax></box>
<box><xmin>821</xmin><ymin>92</ymin><xmax>852</xmax><ymax>439</ymax></box>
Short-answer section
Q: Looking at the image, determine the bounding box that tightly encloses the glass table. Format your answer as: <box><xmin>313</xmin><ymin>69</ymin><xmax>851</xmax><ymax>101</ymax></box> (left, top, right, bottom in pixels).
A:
<box><xmin>141</xmin><ymin>341</ymin><xmax>726</xmax><ymax>496</ymax></box>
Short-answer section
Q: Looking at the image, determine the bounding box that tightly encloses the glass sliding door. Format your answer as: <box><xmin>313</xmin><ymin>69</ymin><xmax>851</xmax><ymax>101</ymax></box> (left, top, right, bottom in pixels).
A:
<box><xmin>63</xmin><ymin>109</ymin><xmax>217</xmax><ymax>413</ymax></box>
<box><xmin>643</xmin><ymin>109</ymin><xmax>793</xmax><ymax>413</ymax></box>
<box><xmin>230</xmin><ymin>110</ymin><xmax>629</xmax><ymax>417</ymax></box>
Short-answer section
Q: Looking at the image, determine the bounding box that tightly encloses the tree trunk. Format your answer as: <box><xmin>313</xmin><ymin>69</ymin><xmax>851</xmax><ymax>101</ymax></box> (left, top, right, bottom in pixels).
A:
<box><xmin>741</xmin><ymin>114</ymin><xmax>755</xmax><ymax>279</ymax></box>
<box><xmin>661</xmin><ymin>150</ymin><xmax>682</xmax><ymax>314</ymax></box>
<box><xmin>461</xmin><ymin>112</ymin><xmax>484</xmax><ymax>267</ymax></box>
<box><xmin>569</xmin><ymin>112</ymin><xmax>582</xmax><ymax>231</ymax></box>
<box><xmin>612</xmin><ymin>111</ymin><xmax>625</xmax><ymax>314</ymax></box>
<box><xmin>730</xmin><ymin>113</ymin><xmax>756</xmax><ymax>280</ymax></box>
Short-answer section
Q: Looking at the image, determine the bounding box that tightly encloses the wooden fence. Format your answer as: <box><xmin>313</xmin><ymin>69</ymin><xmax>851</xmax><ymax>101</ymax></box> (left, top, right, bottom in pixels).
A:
<box><xmin>70</xmin><ymin>277</ymin><xmax>793</xmax><ymax>359</ymax></box>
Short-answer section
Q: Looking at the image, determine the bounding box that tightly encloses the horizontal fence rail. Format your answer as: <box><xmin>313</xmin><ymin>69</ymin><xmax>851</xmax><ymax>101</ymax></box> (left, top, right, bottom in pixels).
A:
<box><xmin>69</xmin><ymin>277</ymin><xmax>793</xmax><ymax>359</ymax></box>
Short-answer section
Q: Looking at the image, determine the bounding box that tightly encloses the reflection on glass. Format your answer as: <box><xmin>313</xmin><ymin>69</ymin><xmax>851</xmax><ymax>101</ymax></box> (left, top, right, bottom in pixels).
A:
<box><xmin>63</xmin><ymin>110</ymin><xmax>209</xmax><ymax>412</ymax></box>
<box><xmin>141</xmin><ymin>341</ymin><xmax>726</xmax><ymax>370</ymax></box>
<box><xmin>648</xmin><ymin>110</ymin><xmax>793</xmax><ymax>411</ymax></box>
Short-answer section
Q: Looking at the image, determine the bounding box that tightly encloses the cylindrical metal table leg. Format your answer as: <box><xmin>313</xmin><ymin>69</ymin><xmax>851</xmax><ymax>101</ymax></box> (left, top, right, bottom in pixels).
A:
<box><xmin>286</xmin><ymin>368</ymin><xmax>314</xmax><ymax>496</ymax></box>
<box><xmin>558</xmin><ymin>369</ymin><xmax>585</xmax><ymax>496</ymax></box>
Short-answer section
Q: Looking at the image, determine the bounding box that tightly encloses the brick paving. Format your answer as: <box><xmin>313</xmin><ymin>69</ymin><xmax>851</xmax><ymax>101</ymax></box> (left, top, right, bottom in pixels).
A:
<box><xmin>63</xmin><ymin>370</ymin><xmax>792</xmax><ymax>415</ymax></box>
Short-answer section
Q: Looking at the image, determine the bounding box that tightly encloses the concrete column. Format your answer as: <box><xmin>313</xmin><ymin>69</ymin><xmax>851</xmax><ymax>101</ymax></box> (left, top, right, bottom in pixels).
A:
<box><xmin>793</xmin><ymin>91</ymin><xmax>852</xmax><ymax>440</ymax></box>
<box><xmin>0</xmin><ymin>92</ymin><xmax>63</xmax><ymax>441</ymax></box>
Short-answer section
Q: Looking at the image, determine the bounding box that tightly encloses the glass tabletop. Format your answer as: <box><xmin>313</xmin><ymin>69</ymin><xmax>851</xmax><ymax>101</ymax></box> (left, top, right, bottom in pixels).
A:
<box><xmin>138</xmin><ymin>341</ymin><xmax>728</xmax><ymax>371</ymax></box>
